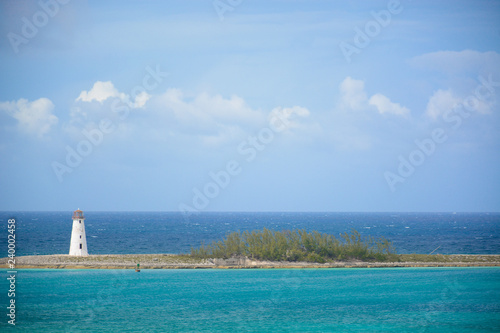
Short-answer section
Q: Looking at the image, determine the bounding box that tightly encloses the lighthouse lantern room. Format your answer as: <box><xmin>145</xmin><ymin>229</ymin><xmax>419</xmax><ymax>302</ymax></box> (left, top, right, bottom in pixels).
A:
<box><xmin>69</xmin><ymin>209</ymin><xmax>89</xmax><ymax>256</ymax></box>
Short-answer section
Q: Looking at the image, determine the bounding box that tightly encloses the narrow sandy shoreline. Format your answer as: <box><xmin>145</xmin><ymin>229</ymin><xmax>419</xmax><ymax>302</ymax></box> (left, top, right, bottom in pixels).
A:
<box><xmin>1</xmin><ymin>254</ymin><xmax>500</xmax><ymax>269</ymax></box>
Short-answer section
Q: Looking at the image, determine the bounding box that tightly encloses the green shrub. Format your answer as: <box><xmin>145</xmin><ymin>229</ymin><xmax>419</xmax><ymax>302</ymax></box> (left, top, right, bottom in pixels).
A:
<box><xmin>305</xmin><ymin>252</ymin><xmax>326</xmax><ymax>263</ymax></box>
<box><xmin>190</xmin><ymin>228</ymin><xmax>396</xmax><ymax>263</ymax></box>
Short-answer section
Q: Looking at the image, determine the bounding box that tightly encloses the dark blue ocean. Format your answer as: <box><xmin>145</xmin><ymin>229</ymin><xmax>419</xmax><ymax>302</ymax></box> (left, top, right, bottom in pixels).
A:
<box><xmin>0</xmin><ymin>212</ymin><xmax>499</xmax><ymax>256</ymax></box>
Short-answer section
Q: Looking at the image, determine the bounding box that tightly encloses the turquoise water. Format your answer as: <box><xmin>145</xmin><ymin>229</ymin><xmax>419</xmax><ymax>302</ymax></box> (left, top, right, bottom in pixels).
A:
<box><xmin>1</xmin><ymin>267</ymin><xmax>499</xmax><ymax>332</ymax></box>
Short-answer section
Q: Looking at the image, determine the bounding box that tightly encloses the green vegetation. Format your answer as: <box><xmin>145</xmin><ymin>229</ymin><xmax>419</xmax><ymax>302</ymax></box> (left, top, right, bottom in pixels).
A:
<box><xmin>190</xmin><ymin>228</ymin><xmax>398</xmax><ymax>262</ymax></box>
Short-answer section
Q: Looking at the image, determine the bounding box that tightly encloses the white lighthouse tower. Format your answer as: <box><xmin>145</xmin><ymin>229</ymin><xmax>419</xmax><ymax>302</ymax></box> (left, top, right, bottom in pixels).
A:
<box><xmin>69</xmin><ymin>209</ymin><xmax>89</xmax><ymax>256</ymax></box>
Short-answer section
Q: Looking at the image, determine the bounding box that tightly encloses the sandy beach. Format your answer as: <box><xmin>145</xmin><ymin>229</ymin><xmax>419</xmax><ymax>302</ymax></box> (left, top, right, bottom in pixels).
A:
<box><xmin>2</xmin><ymin>254</ymin><xmax>499</xmax><ymax>269</ymax></box>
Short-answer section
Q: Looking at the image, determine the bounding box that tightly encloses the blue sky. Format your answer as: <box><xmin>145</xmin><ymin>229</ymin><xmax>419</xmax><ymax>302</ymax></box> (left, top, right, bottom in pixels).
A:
<box><xmin>0</xmin><ymin>0</ymin><xmax>499</xmax><ymax>212</ymax></box>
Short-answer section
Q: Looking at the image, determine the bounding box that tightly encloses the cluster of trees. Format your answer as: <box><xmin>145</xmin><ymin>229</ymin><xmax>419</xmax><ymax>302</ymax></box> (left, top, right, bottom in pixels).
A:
<box><xmin>190</xmin><ymin>228</ymin><xmax>397</xmax><ymax>263</ymax></box>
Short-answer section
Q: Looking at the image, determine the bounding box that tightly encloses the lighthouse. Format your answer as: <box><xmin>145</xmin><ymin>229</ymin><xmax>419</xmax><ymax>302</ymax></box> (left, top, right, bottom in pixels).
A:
<box><xmin>69</xmin><ymin>209</ymin><xmax>89</xmax><ymax>256</ymax></box>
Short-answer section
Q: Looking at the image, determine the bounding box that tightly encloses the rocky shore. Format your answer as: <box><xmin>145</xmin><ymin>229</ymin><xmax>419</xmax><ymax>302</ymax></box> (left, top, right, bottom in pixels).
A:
<box><xmin>1</xmin><ymin>254</ymin><xmax>500</xmax><ymax>269</ymax></box>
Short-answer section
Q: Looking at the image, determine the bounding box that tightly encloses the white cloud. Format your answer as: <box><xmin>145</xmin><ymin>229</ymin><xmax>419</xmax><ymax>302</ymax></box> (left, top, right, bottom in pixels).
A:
<box><xmin>268</xmin><ymin>106</ymin><xmax>311</xmax><ymax>131</ymax></box>
<box><xmin>152</xmin><ymin>89</ymin><xmax>266</xmax><ymax>146</ymax></box>
<box><xmin>410</xmin><ymin>51</ymin><xmax>499</xmax><ymax>120</ymax></box>
<box><xmin>76</xmin><ymin>81</ymin><xmax>151</xmax><ymax>109</ymax></box>
<box><xmin>425</xmin><ymin>88</ymin><xmax>495</xmax><ymax>120</ymax></box>
<box><xmin>67</xmin><ymin>88</ymin><xmax>266</xmax><ymax>146</ymax></box>
<box><xmin>369</xmin><ymin>93</ymin><xmax>410</xmax><ymax>117</ymax></box>
<box><xmin>339</xmin><ymin>77</ymin><xmax>410</xmax><ymax>117</ymax></box>
<box><xmin>470</xmin><ymin>98</ymin><xmax>494</xmax><ymax>115</ymax></box>
<box><xmin>145</xmin><ymin>89</ymin><xmax>316</xmax><ymax>147</ymax></box>
<box><xmin>339</xmin><ymin>76</ymin><xmax>367</xmax><ymax>111</ymax></box>
<box><xmin>0</xmin><ymin>98</ymin><xmax>58</xmax><ymax>137</ymax></box>
<box><xmin>156</xmin><ymin>89</ymin><xmax>264</xmax><ymax>125</ymax></box>
<box><xmin>76</xmin><ymin>81</ymin><xmax>120</xmax><ymax>103</ymax></box>
<box><xmin>425</xmin><ymin>89</ymin><xmax>460</xmax><ymax>120</ymax></box>
<box><xmin>329</xmin><ymin>77</ymin><xmax>414</xmax><ymax>151</ymax></box>
<box><xmin>132</xmin><ymin>91</ymin><xmax>151</xmax><ymax>108</ymax></box>
<box><xmin>69</xmin><ymin>85</ymin><xmax>317</xmax><ymax>148</ymax></box>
